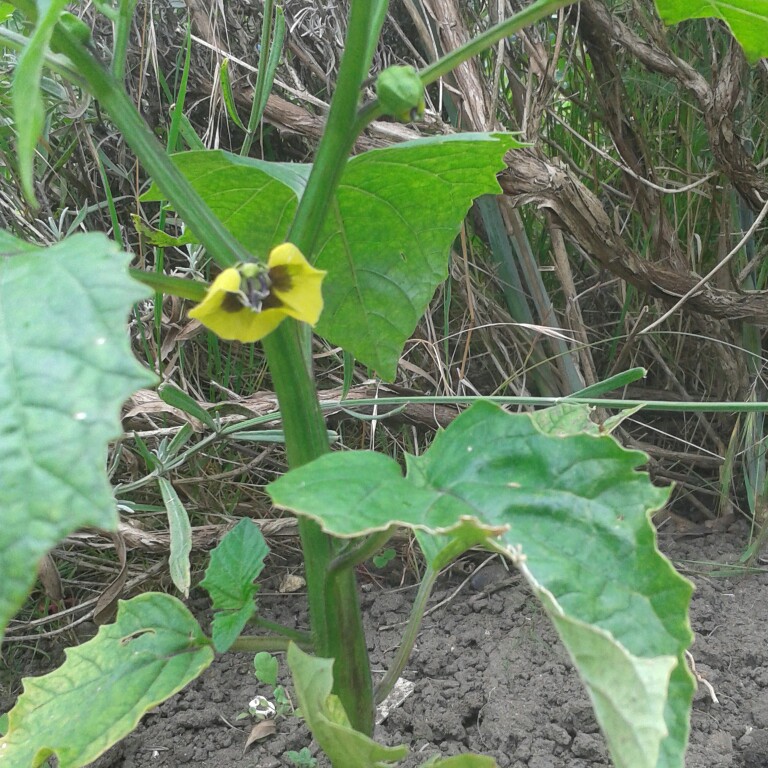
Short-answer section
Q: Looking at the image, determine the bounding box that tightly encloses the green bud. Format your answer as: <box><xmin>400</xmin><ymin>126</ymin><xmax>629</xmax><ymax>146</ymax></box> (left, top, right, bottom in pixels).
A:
<box><xmin>375</xmin><ymin>65</ymin><xmax>425</xmax><ymax>123</ymax></box>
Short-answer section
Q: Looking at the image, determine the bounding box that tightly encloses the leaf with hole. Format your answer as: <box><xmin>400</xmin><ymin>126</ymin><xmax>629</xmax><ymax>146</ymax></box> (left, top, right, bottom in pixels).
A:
<box><xmin>0</xmin><ymin>593</ymin><xmax>212</xmax><ymax>767</ymax></box>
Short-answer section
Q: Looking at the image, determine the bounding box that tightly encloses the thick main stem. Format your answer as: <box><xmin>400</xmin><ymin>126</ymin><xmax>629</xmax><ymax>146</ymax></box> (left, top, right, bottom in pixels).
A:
<box><xmin>261</xmin><ymin>1</ymin><xmax>388</xmax><ymax>737</ymax></box>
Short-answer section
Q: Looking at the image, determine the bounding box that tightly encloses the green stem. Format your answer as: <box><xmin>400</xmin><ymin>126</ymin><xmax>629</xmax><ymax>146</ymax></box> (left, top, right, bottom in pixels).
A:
<box><xmin>419</xmin><ymin>0</ymin><xmax>572</xmax><ymax>86</ymax></box>
<box><xmin>375</xmin><ymin>538</ymin><xmax>476</xmax><ymax>705</ymax></box>
<box><xmin>286</xmin><ymin>2</ymin><xmax>387</xmax><ymax>254</ymax></box>
<box><xmin>128</xmin><ymin>267</ymin><xmax>207</xmax><ymax>301</ymax></box>
<box><xmin>328</xmin><ymin>528</ymin><xmax>395</xmax><ymax>575</ymax></box>
<box><xmin>258</xmin><ymin>1</ymin><xmax>388</xmax><ymax>737</ymax></box>
<box><xmin>250</xmin><ymin>616</ymin><xmax>313</xmax><ymax>646</ymax></box>
<box><xmin>374</xmin><ymin>565</ymin><xmax>440</xmax><ymax>705</ymax></box>
<box><xmin>49</xmin><ymin>25</ymin><xmax>248</xmax><ymax>269</ymax></box>
<box><xmin>353</xmin><ymin>0</ymin><xmax>573</xmax><ymax>135</ymax></box>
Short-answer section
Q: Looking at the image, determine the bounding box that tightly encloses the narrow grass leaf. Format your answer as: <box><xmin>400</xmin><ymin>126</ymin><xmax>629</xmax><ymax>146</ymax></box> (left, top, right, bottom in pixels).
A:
<box><xmin>12</xmin><ymin>0</ymin><xmax>69</xmax><ymax>205</ymax></box>
<box><xmin>159</xmin><ymin>383</ymin><xmax>215</xmax><ymax>428</ymax></box>
<box><xmin>242</xmin><ymin>2</ymin><xmax>285</xmax><ymax>155</ymax></box>
<box><xmin>157</xmin><ymin>477</ymin><xmax>192</xmax><ymax>597</ymax></box>
<box><xmin>220</xmin><ymin>58</ymin><xmax>247</xmax><ymax>130</ymax></box>
<box><xmin>569</xmin><ymin>367</ymin><xmax>646</xmax><ymax>399</ymax></box>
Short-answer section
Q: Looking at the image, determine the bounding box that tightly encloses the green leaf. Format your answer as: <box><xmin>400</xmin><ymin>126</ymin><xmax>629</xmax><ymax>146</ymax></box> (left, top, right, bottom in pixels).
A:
<box><xmin>131</xmin><ymin>213</ymin><xmax>197</xmax><ymax>248</ymax></box>
<box><xmin>0</xmin><ymin>229</ymin><xmax>39</xmax><ymax>252</ymax></box>
<box><xmin>142</xmin><ymin>134</ymin><xmax>520</xmax><ymax>378</ymax></box>
<box><xmin>314</xmin><ymin>134</ymin><xmax>520</xmax><ymax>379</ymax></box>
<box><xmin>371</xmin><ymin>547</ymin><xmax>396</xmax><ymax>568</ymax></box>
<box><xmin>0</xmin><ymin>232</ymin><xmax>157</xmax><ymax>640</ymax></box>
<box><xmin>0</xmin><ymin>593</ymin><xmax>213</xmax><ymax>767</ymax></box>
<box><xmin>220</xmin><ymin>58</ymin><xmax>247</xmax><ymax>130</ymax></box>
<box><xmin>569</xmin><ymin>367</ymin><xmax>646</xmax><ymax>399</ymax></box>
<box><xmin>286</xmin><ymin>644</ymin><xmax>408</xmax><ymax>768</ymax></box>
<box><xmin>253</xmin><ymin>651</ymin><xmax>279</xmax><ymax>686</ymax></box>
<box><xmin>12</xmin><ymin>0</ymin><xmax>69</xmax><ymax>205</ymax></box>
<box><xmin>654</xmin><ymin>0</ymin><xmax>768</xmax><ymax>63</ymax></box>
<box><xmin>0</xmin><ymin>4</ymin><xmax>16</xmax><ymax>24</ymax></box>
<box><xmin>157</xmin><ymin>477</ymin><xmax>192</xmax><ymax>598</ymax></box>
<box><xmin>199</xmin><ymin>518</ymin><xmax>269</xmax><ymax>652</ymax></box>
<box><xmin>140</xmin><ymin>151</ymin><xmax>307</xmax><ymax>257</ymax></box>
<box><xmin>270</xmin><ymin>450</ymin><xmax>504</xmax><ymax>539</ymax></box>
<box><xmin>158</xmin><ymin>382</ymin><xmax>215</xmax><ymax>428</ymax></box>
<box><xmin>421</xmin><ymin>756</ymin><xmax>497</xmax><ymax>768</ymax></box>
<box><xmin>270</xmin><ymin>402</ymin><xmax>694</xmax><ymax>768</ymax></box>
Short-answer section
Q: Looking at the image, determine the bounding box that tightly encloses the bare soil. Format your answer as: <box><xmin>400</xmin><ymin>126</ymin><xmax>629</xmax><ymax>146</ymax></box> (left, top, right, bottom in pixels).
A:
<box><xmin>69</xmin><ymin>521</ymin><xmax>767</xmax><ymax>768</ymax></box>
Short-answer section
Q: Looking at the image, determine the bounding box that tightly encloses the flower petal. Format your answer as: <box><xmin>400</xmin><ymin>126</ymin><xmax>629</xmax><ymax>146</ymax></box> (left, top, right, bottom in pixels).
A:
<box><xmin>188</xmin><ymin>267</ymin><xmax>286</xmax><ymax>342</ymax></box>
<box><xmin>191</xmin><ymin>303</ymin><xmax>287</xmax><ymax>342</ymax></box>
<box><xmin>267</xmin><ymin>243</ymin><xmax>326</xmax><ymax>325</ymax></box>
<box><xmin>187</xmin><ymin>245</ymin><xmax>325</xmax><ymax>343</ymax></box>
<box><xmin>188</xmin><ymin>268</ymin><xmax>242</xmax><ymax>321</ymax></box>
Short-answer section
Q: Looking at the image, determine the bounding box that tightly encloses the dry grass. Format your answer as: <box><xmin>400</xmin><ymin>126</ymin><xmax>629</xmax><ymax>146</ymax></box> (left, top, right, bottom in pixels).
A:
<box><xmin>3</xmin><ymin>0</ymin><xmax>768</xmax><ymax>650</ymax></box>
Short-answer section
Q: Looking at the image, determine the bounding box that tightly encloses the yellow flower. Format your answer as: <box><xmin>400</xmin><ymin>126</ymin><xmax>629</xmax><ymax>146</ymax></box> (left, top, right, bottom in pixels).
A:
<box><xmin>188</xmin><ymin>243</ymin><xmax>326</xmax><ymax>342</ymax></box>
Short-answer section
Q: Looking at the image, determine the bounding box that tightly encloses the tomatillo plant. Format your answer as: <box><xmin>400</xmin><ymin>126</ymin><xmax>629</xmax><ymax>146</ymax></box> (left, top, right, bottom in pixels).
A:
<box><xmin>2</xmin><ymin>0</ymin><xmax>759</xmax><ymax>766</ymax></box>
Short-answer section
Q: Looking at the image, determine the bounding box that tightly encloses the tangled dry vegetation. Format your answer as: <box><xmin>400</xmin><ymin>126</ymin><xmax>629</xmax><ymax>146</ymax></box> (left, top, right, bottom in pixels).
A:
<box><xmin>2</xmin><ymin>0</ymin><xmax>768</xmax><ymax>652</ymax></box>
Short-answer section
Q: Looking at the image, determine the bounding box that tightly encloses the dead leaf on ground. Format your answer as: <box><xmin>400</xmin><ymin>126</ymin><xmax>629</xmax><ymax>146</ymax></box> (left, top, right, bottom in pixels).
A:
<box><xmin>243</xmin><ymin>719</ymin><xmax>277</xmax><ymax>754</ymax></box>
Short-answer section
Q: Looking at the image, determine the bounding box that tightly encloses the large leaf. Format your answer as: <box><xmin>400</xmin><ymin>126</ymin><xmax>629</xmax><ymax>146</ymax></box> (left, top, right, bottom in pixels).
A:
<box><xmin>654</xmin><ymin>0</ymin><xmax>768</xmax><ymax>62</ymax></box>
<box><xmin>199</xmin><ymin>518</ymin><xmax>270</xmax><ymax>652</ymax></box>
<box><xmin>0</xmin><ymin>232</ymin><xmax>157</xmax><ymax>638</ymax></box>
<box><xmin>269</xmin><ymin>402</ymin><xmax>694</xmax><ymax>768</ymax></box>
<box><xmin>143</xmin><ymin>134</ymin><xmax>519</xmax><ymax>378</ymax></box>
<box><xmin>287</xmin><ymin>644</ymin><xmax>409</xmax><ymax>768</ymax></box>
<box><xmin>313</xmin><ymin>134</ymin><xmax>519</xmax><ymax>378</ymax></box>
<box><xmin>0</xmin><ymin>593</ymin><xmax>213</xmax><ymax>767</ymax></box>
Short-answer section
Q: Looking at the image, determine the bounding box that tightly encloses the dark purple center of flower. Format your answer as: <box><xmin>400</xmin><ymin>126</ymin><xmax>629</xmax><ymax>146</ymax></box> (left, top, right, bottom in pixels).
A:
<box><xmin>219</xmin><ymin>265</ymin><xmax>292</xmax><ymax>313</ymax></box>
<box><xmin>261</xmin><ymin>265</ymin><xmax>292</xmax><ymax>310</ymax></box>
<box><xmin>221</xmin><ymin>292</ymin><xmax>244</xmax><ymax>313</ymax></box>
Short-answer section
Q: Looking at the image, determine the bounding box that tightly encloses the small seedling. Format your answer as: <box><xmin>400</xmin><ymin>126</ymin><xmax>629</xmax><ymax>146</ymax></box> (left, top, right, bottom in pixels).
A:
<box><xmin>285</xmin><ymin>746</ymin><xmax>317</xmax><ymax>768</ymax></box>
<box><xmin>372</xmin><ymin>547</ymin><xmax>397</xmax><ymax>569</ymax></box>
<box><xmin>236</xmin><ymin>652</ymin><xmax>295</xmax><ymax>721</ymax></box>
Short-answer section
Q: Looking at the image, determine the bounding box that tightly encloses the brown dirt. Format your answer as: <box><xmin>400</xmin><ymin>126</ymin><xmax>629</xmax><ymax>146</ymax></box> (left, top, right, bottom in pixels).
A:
<box><xmin>75</xmin><ymin>521</ymin><xmax>768</xmax><ymax>768</ymax></box>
